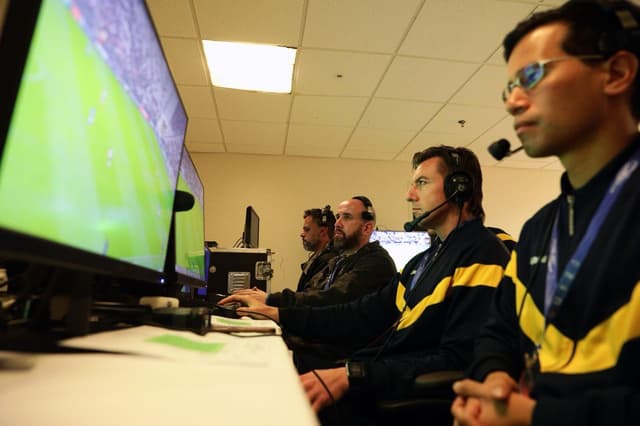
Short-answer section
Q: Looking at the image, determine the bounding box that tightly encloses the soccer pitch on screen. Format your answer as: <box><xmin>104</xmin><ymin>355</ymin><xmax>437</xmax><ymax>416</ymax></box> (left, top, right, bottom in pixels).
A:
<box><xmin>175</xmin><ymin>175</ymin><xmax>205</xmax><ymax>280</ymax></box>
<box><xmin>0</xmin><ymin>0</ymin><xmax>174</xmax><ymax>272</ymax></box>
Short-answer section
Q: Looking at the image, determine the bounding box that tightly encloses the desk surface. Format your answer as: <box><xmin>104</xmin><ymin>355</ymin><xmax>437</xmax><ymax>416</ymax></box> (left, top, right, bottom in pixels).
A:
<box><xmin>0</xmin><ymin>325</ymin><xmax>318</xmax><ymax>425</ymax></box>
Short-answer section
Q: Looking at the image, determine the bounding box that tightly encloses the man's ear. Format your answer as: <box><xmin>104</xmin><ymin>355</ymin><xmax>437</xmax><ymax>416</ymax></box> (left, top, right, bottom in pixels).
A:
<box><xmin>603</xmin><ymin>50</ymin><xmax>639</xmax><ymax>96</ymax></box>
<box><xmin>319</xmin><ymin>227</ymin><xmax>328</xmax><ymax>239</ymax></box>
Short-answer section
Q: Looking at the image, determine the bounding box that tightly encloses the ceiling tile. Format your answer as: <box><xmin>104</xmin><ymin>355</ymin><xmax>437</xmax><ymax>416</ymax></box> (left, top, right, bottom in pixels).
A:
<box><xmin>423</xmin><ymin>104</ymin><xmax>505</xmax><ymax>136</ymax></box>
<box><xmin>360</xmin><ymin>98</ymin><xmax>442</xmax><ymax>130</ymax></box>
<box><xmin>377</xmin><ymin>57</ymin><xmax>478</xmax><ymax>102</ymax></box>
<box><xmin>347</xmin><ymin>127</ymin><xmax>415</xmax><ymax>151</ymax></box>
<box><xmin>341</xmin><ymin>149</ymin><xmax>397</xmax><ymax>161</ymax></box>
<box><xmin>221</xmin><ymin>121</ymin><xmax>287</xmax><ymax>150</ymax></box>
<box><xmin>397</xmin><ymin>131</ymin><xmax>475</xmax><ymax>161</ymax></box>
<box><xmin>160</xmin><ymin>37</ymin><xmax>209</xmax><ymax>85</ymax></box>
<box><xmin>178</xmin><ymin>85</ymin><xmax>217</xmax><ymax>119</ymax></box>
<box><xmin>146</xmin><ymin>0</ymin><xmax>577</xmax><ymax>170</ymax></box>
<box><xmin>226</xmin><ymin>144</ymin><xmax>284</xmax><ymax>155</ymax></box>
<box><xmin>286</xmin><ymin>123</ymin><xmax>352</xmax><ymax>156</ymax></box>
<box><xmin>185</xmin><ymin>117</ymin><xmax>223</xmax><ymax>143</ymax></box>
<box><xmin>193</xmin><ymin>0</ymin><xmax>304</xmax><ymax>45</ymax></box>
<box><xmin>290</xmin><ymin>96</ymin><xmax>368</xmax><ymax>126</ymax></box>
<box><xmin>399</xmin><ymin>0</ymin><xmax>535</xmax><ymax>62</ymax></box>
<box><xmin>215</xmin><ymin>88</ymin><xmax>291</xmax><ymax>122</ymax></box>
<box><xmin>295</xmin><ymin>50</ymin><xmax>391</xmax><ymax>96</ymax></box>
<box><xmin>303</xmin><ymin>0</ymin><xmax>421</xmax><ymax>53</ymax></box>
<box><xmin>186</xmin><ymin>142</ymin><xmax>226</xmax><ymax>153</ymax></box>
<box><xmin>450</xmin><ymin>64</ymin><xmax>506</xmax><ymax>107</ymax></box>
<box><xmin>146</xmin><ymin>0</ymin><xmax>198</xmax><ymax>37</ymax></box>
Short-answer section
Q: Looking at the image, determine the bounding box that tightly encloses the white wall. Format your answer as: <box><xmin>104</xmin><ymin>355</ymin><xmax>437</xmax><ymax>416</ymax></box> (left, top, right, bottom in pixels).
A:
<box><xmin>193</xmin><ymin>153</ymin><xmax>561</xmax><ymax>293</ymax></box>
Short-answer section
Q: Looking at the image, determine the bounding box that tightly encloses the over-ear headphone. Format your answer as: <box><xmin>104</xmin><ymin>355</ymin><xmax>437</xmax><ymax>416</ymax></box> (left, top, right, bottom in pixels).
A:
<box><xmin>565</xmin><ymin>0</ymin><xmax>640</xmax><ymax>56</ymax></box>
<box><xmin>351</xmin><ymin>195</ymin><xmax>375</xmax><ymax>221</ymax></box>
<box><xmin>443</xmin><ymin>149</ymin><xmax>473</xmax><ymax>207</ymax></box>
<box><xmin>320</xmin><ymin>205</ymin><xmax>335</xmax><ymax>227</ymax></box>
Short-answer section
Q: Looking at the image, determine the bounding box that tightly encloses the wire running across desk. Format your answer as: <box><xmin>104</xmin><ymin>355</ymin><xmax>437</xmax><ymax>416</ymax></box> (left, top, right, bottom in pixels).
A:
<box><xmin>0</xmin><ymin>323</ymin><xmax>318</xmax><ymax>426</ymax></box>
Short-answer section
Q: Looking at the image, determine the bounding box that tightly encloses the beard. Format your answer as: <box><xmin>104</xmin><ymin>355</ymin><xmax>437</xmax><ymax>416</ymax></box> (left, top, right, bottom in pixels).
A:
<box><xmin>302</xmin><ymin>239</ymin><xmax>318</xmax><ymax>252</ymax></box>
<box><xmin>333</xmin><ymin>231</ymin><xmax>359</xmax><ymax>251</ymax></box>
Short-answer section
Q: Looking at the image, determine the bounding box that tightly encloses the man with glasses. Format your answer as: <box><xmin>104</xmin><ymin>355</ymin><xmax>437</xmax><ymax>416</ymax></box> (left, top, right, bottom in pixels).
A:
<box><xmin>223</xmin><ymin>146</ymin><xmax>510</xmax><ymax>425</ymax></box>
<box><xmin>452</xmin><ymin>1</ymin><xmax>640</xmax><ymax>425</ymax></box>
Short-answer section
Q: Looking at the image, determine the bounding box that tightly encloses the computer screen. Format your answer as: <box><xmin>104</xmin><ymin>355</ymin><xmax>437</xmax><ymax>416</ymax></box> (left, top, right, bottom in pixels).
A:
<box><xmin>243</xmin><ymin>206</ymin><xmax>260</xmax><ymax>248</ymax></box>
<box><xmin>370</xmin><ymin>230</ymin><xmax>431</xmax><ymax>272</ymax></box>
<box><xmin>0</xmin><ymin>0</ymin><xmax>186</xmax><ymax>283</ymax></box>
<box><xmin>174</xmin><ymin>147</ymin><xmax>206</xmax><ymax>287</ymax></box>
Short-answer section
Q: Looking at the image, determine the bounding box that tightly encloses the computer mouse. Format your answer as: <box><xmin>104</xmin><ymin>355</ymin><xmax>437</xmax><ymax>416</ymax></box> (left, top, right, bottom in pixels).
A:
<box><xmin>212</xmin><ymin>302</ymin><xmax>243</xmax><ymax>319</ymax></box>
<box><xmin>217</xmin><ymin>302</ymin><xmax>242</xmax><ymax>311</ymax></box>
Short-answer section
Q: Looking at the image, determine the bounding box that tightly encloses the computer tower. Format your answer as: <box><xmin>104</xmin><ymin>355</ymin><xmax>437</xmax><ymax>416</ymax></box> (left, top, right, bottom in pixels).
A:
<box><xmin>206</xmin><ymin>248</ymin><xmax>272</xmax><ymax>301</ymax></box>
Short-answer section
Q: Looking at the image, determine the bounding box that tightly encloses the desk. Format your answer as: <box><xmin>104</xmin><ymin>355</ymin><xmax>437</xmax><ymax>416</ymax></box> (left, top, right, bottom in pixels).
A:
<box><xmin>0</xmin><ymin>325</ymin><xmax>318</xmax><ymax>425</ymax></box>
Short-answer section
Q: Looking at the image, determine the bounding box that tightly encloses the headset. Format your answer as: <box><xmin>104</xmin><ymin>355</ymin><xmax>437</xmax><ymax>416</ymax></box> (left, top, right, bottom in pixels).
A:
<box><xmin>443</xmin><ymin>149</ymin><xmax>473</xmax><ymax>208</ymax></box>
<box><xmin>573</xmin><ymin>0</ymin><xmax>640</xmax><ymax>57</ymax></box>
<box><xmin>320</xmin><ymin>204</ymin><xmax>336</xmax><ymax>228</ymax></box>
<box><xmin>351</xmin><ymin>195</ymin><xmax>375</xmax><ymax>221</ymax></box>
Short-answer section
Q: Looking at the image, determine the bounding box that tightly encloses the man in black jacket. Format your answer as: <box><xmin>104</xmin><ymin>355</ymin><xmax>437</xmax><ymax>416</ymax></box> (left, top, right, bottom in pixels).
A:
<box><xmin>227</xmin><ymin>196</ymin><xmax>396</xmax><ymax>308</ymax></box>
<box><xmin>451</xmin><ymin>1</ymin><xmax>640</xmax><ymax>425</ymax></box>
<box><xmin>296</xmin><ymin>205</ymin><xmax>338</xmax><ymax>293</ymax></box>
<box><xmin>223</xmin><ymin>146</ymin><xmax>510</xmax><ymax>425</ymax></box>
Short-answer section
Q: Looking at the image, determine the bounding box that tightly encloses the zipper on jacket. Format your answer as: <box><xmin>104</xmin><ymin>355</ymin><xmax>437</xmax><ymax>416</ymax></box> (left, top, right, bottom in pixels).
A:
<box><xmin>567</xmin><ymin>194</ymin><xmax>575</xmax><ymax>237</ymax></box>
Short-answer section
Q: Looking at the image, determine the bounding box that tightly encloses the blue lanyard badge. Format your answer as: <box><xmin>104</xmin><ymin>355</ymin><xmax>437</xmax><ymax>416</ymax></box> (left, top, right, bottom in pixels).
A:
<box><xmin>544</xmin><ymin>146</ymin><xmax>640</xmax><ymax>324</ymax></box>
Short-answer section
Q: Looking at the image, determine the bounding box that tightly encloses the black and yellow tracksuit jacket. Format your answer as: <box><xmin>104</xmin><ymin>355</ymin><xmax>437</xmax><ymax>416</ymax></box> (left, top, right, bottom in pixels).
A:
<box><xmin>470</xmin><ymin>136</ymin><xmax>640</xmax><ymax>426</ymax></box>
<box><xmin>280</xmin><ymin>218</ymin><xmax>509</xmax><ymax>399</ymax></box>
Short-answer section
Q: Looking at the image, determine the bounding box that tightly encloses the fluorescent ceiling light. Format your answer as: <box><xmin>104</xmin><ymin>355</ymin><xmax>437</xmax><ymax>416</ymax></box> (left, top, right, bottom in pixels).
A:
<box><xmin>202</xmin><ymin>41</ymin><xmax>296</xmax><ymax>93</ymax></box>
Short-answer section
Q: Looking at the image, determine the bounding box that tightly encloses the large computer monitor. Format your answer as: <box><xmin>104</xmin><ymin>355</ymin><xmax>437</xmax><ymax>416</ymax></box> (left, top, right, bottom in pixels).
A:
<box><xmin>370</xmin><ymin>230</ymin><xmax>431</xmax><ymax>272</ymax></box>
<box><xmin>242</xmin><ymin>206</ymin><xmax>260</xmax><ymax>248</ymax></box>
<box><xmin>0</xmin><ymin>0</ymin><xmax>186</xmax><ymax>284</ymax></box>
<box><xmin>174</xmin><ymin>147</ymin><xmax>206</xmax><ymax>288</ymax></box>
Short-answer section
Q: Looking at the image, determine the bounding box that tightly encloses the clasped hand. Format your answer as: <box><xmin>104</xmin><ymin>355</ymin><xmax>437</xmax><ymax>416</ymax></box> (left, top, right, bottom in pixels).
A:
<box><xmin>451</xmin><ymin>371</ymin><xmax>535</xmax><ymax>426</ymax></box>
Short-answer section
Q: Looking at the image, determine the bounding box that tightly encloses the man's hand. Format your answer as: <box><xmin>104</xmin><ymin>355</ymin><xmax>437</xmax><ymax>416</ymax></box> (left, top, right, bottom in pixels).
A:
<box><xmin>217</xmin><ymin>293</ymin><xmax>279</xmax><ymax>322</ymax></box>
<box><xmin>300</xmin><ymin>367</ymin><xmax>349</xmax><ymax>413</ymax></box>
<box><xmin>231</xmin><ymin>287</ymin><xmax>267</xmax><ymax>304</ymax></box>
<box><xmin>451</xmin><ymin>371</ymin><xmax>535</xmax><ymax>426</ymax></box>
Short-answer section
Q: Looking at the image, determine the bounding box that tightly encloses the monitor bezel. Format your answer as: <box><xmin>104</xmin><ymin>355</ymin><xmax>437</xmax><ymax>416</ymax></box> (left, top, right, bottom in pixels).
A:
<box><xmin>243</xmin><ymin>205</ymin><xmax>260</xmax><ymax>248</ymax></box>
<box><xmin>173</xmin><ymin>148</ymin><xmax>206</xmax><ymax>288</ymax></box>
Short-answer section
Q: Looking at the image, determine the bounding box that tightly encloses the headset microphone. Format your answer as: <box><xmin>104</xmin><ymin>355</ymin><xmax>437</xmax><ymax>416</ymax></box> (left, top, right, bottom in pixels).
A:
<box><xmin>403</xmin><ymin>192</ymin><xmax>458</xmax><ymax>232</ymax></box>
<box><xmin>488</xmin><ymin>138</ymin><xmax>524</xmax><ymax>161</ymax></box>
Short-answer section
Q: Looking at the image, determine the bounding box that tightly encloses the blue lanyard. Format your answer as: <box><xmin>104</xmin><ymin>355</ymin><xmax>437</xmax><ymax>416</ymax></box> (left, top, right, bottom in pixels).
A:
<box><xmin>544</xmin><ymin>146</ymin><xmax>640</xmax><ymax>324</ymax></box>
<box><xmin>324</xmin><ymin>255</ymin><xmax>346</xmax><ymax>290</ymax></box>
<box><xmin>407</xmin><ymin>239</ymin><xmax>442</xmax><ymax>292</ymax></box>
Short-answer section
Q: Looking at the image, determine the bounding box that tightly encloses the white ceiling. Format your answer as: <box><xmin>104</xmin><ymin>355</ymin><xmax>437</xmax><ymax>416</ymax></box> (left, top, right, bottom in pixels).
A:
<box><xmin>146</xmin><ymin>0</ymin><xmax>567</xmax><ymax>170</ymax></box>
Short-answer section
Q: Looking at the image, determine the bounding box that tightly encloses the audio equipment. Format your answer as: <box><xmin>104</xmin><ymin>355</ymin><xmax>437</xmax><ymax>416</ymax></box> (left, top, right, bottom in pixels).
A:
<box><xmin>173</xmin><ymin>190</ymin><xmax>195</xmax><ymax>212</ymax></box>
<box><xmin>352</xmin><ymin>195</ymin><xmax>375</xmax><ymax>221</ymax></box>
<box><xmin>581</xmin><ymin>0</ymin><xmax>640</xmax><ymax>56</ymax></box>
<box><xmin>488</xmin><ymin>138</ymin><xmax>524</xmax><ymax>161</ymax></box>
<box><xmin>403</xmin><ymin>193</ymin><xmax>458</xmax><ymax>232</ymax></box>
<box><xmin>443</xmin><ymin>150</ymin><xmax>472</xmax><ymax>206</ymax></box>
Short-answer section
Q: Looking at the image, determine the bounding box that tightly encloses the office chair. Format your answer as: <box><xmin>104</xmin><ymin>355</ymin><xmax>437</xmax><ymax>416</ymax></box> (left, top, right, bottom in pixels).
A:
<box><xmin>376</xmin><ymin>370</ymin><xmax>464</xmax><ymax>424</ymax></box>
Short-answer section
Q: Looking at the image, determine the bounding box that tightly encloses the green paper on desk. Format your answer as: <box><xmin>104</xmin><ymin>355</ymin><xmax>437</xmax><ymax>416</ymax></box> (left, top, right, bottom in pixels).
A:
<box><xmin>147</xmin><ymin>334</ymin><xmax>224</xmax><ymax>353</ymax></box>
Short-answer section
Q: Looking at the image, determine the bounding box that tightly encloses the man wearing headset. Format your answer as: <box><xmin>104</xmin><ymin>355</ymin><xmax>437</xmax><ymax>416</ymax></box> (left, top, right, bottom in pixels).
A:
<box><xmin>452</xmin><ymin>1</ymin><xmax>640</xmax><ymax>425</ymax></box>
<box><xmin>227</xmin><ymin>196</ymin><xmax>396</xmax><ymax>309</ymax></box>
<box><xmin>295</xmin><ymin>206</ymin><xmax>338</xmax><ymax>293</ymax></box>
<box><xmin>223</xmin><ymin>146</ymin><xmax>510</xmax><ymax>425</ymax></box>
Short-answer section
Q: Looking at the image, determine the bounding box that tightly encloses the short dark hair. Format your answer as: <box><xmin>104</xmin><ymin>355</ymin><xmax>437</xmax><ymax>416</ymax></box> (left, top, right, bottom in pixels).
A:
<box><xmin>412</xmin><ymin>145</ymin><xmax>485</xmax><ymax>220</ymax></box>
<box><xmin>503</xmin><ymin>0</ymin><xmax>640</xmax><ymax>119</ymax></box>
<box><xmin>304</xmin><ymin>205</ymin><xmax>336</xmax><ymax>238</ymax></box>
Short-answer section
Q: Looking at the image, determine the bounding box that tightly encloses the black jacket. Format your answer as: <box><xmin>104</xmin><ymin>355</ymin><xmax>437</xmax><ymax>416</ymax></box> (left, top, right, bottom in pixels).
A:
<box><xmin>280</xmin><ymin>219</ymin><xmax>509</xmax><ymax>399</ymax></box>
<box><xmin>267</xmin><ymin>241</ymin><xmax>396</xmax><ymax>308</ymax></box>
<box><xmin>295</xmin><ymin>245</ymin><xmax>338</xmax><ymax>292</ymax></box>
<box><xmin>470</xmin><ymin>136</ymin><xmax>640</xmax><ymax>426</ymax></box>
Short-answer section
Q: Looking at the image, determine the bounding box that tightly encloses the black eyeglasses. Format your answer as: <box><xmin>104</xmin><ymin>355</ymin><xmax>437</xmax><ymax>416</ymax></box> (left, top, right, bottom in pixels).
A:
<box><xmin>501</xmin><ymin>55</ymin><xmax>603</xmax><ymax>102</ymax></box>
